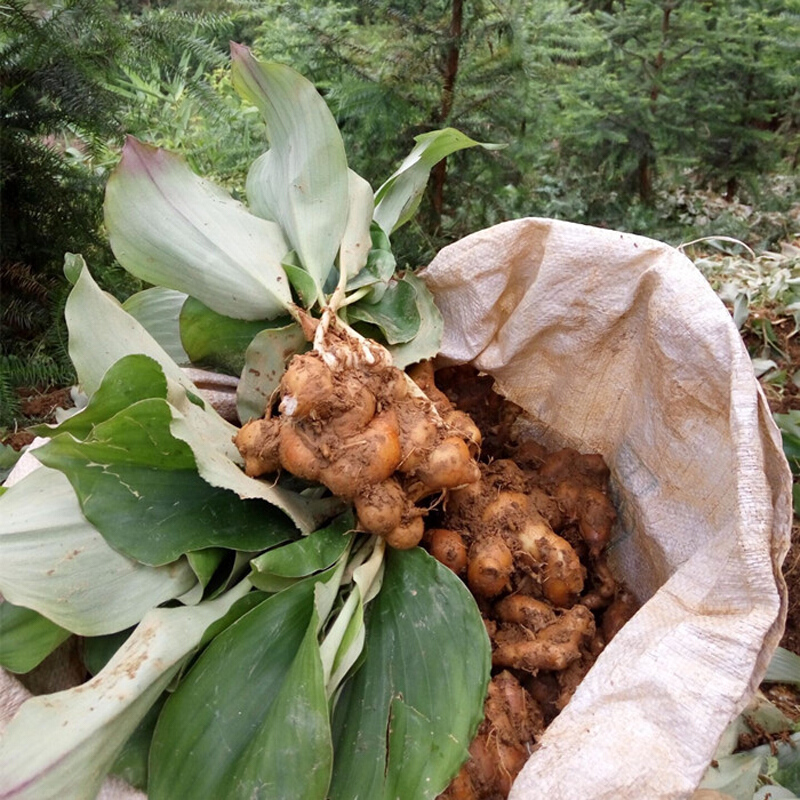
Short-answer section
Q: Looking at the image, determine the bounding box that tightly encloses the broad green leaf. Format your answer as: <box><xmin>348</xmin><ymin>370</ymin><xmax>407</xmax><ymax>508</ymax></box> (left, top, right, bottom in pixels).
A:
<box><xmin>35</xmin><ymin>399</ymin><xmax>298</xmax><ymax>566</ymax></box>
<box><xmin>236</xmin><ymin>321</ymin><xmax>307</xmax><ymax>423</ymax></box>
<box><xmin>232</xmin><ymin>45</ymin><xmax>349</xmax><ymax>297</ymax></box>
<box><xmin>387</xmin><ymin>271</ymin><xmax>444</xmax><ymax>369</ymax></box>
<box><xmin>0</xmin><ymin>602</ymin><xmax>71</xmax><ymax>673</ymax></box>
<box><xmin>150</xmin><ymin>577</ymin><xmax>332</xmax><ymax>800</ymax></box>
<box><xmin>179</xmin><ymin>296</ymin><xmax>286</xmax><ymax>376</ymax></box>
<box><xmin>373</xmin><ymin>128</ymin><xmax>503</xmax><ymax>235</ymax></box>
<box><xmin>329</xmin><ymin>547</ymin><xmax>490</xmax><ymax>800</ymax></box>
<box><xmin>33</xmin><ymin>354</ymin><xmax>167</xmax><ymax>440</ymax></box>
<box><xmin>64</xmin><ymin>258</ymin><xmax>201</xmax><ymax>401</ymax></box>
<box><xmin>63</xmin><ymin>251</ymin><xmax>84</xmax><ymax>285</ymax></box>
<box><xmin>122</xmin><ymin>287</ymin><xmax>190</xmax><ymax>365</ymax></box>
<box><xmin>105</xmin><ymin>137</ymin><xmax>292</xmax><ymax>321</ymax></box>
<box><xmin>229</xmin><ymin>612</ymin><xmax>330</xmax><ymax>799</ymax></box>
<box><xmin>0</xmin><ymin>582</ymin><xmax>250</xmax><ymax>800</ymax></box>
<box><xmin>347</xmin><ymin>279</ymin><xmax>421</xmax><ymax>344</ymax></box>
<box><xmin>249</xmin><ymin>513</ymin><xmax>354</xmax><ymax>592</ymax></box>
<box><xmin>340</xmin><ymin>170</ymin><xmax>374</xmax><ymax>279</ymax></box>
<box><xmin>0</xmin><ymin>465</ymin><xmax>196</xmax><ymax>635</ymax></box>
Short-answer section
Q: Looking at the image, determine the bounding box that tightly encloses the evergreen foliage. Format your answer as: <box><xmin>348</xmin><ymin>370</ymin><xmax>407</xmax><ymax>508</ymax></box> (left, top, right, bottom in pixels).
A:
<box><xmin>0</xmin><ymin>0</ymin><xmax>253</xmax><ymax>425</ymax></box>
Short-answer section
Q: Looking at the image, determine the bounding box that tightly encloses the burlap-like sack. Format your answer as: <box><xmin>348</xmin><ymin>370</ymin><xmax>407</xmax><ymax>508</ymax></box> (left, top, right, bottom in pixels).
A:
<box><xmin>1</xmin><ymin>218</ymin><xmax>792</xmax><ymax>799</ymax></box>
<box><xmin>420</xmin><ymin>217</ymin><xmax>792</xmax><ymax>799</ymax></box>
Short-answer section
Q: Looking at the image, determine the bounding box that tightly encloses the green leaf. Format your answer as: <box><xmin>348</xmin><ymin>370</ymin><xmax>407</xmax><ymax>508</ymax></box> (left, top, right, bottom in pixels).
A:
<box><xmin>0</xmin><ymin>601</ymin><xmax>71</xmax><ymax>673</ymax></box>
<box><xmin>373</xmin><ymin>128</ymin><xmax>503</xmax><ymax>235</ymax></box>
<box><xmin>765</xmin><ymin>647</ymin><xmax>800</xmax><ymax>685</ymax></box>
<box><xmin>232</xmin><ymin>45</ymin><xmax>349</xmax><ymax>298</ymax></box>
<box><xmin>0</xmin><ymin>443</ymin><xmax>22</xmax><ymax>484</ymax></box>
<box><xmin>387</xmin><ymin>271</ymin><xmax>444</xmax><ymax>369</ymax></box>
<box><xmin>179</xmin><ymin>296</ymin><xmax>286</xmax><ymax>377</ymax></box>
<box><xmin>345</xmin><ymin>222</ymin><xmax>396</xmax><ymax>294</ymax></box>
<box><xmin>149</xmin><ymin>577</ymin><xmax>333</xmax><ymax>800</ymax></box>
<box><xmin>347</xmin><ymin>279</ymin><xmax>420</xmax><ymax>345</ymax></box>
<box><xmin>122</xmin><ymin>287</ymin><xmax>190</xmax><ymax>365</ymax></box>
<box><xmin>0</xmin><ymin>465</ymin><xmax>196</xmax><ymax>636</ymax></box>
<box><xmin>329</xmin><ymin>547</ymin><xmax>490</xmax><ymax>800</ymax></box>
<box><xmin>64</xmin><ymin>258</ymin><xmax>202</xmax><ymax>402</ymax></box>
<box><xmin>0</xmin><ymin>582</ymin><xmax>251</xmax><ymax>800</ymax></box>
<box><xmin>63</xmin><ymin>252</ymin><xmax>84</xmax><ymax>285</ymax></box>
<box><xmin>105</xmin><ymin>137</ymin><xmax>292</xmax><ymax>321</ymax></box>
<box><xmin>33</xmin><ymin>354</ymin><xmax>168</xmax><ymax>440</ymax></box>
<box><xmin>340</xmin><ymin>170</ymin><xmax>374</xmax><ymax>280</ymax></box>
<box><xmin>35</xmin><ymin>399</ymin><xmax>298</xmax><ymax>566</ymax></box>
<box><xmin>348</xmin><ymin>251</ymin><xmax>397</xmax><ymax>300</ymax></box>
<box><xmin>236</xmin><ymin>322</ymin><xmax>308</xmax><ymax>424</ymax></box>
<box><xmin>249</xmin><ymin>513</ymin><xmax>354</xmax><ymax>592</ymax></box>
<box><xmin>283</xmin><ymin>261</ymin><xmax>320</xmax><ymax>308</ymax></box>
<box><xmin>187</xmin><ymin>548</ymin><xmax>228</xmax><ymax>590</ymax></box>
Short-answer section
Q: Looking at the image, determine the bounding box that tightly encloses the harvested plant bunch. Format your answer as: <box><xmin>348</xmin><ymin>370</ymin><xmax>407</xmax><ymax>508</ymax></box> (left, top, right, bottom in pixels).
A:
<box><xmin>0</xmin><ymin>49</ymin><xmax>502</xmax><ymax>800</ymax></box>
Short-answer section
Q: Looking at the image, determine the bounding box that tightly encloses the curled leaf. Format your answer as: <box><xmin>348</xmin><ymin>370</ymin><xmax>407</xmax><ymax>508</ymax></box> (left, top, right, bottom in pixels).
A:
<box><xmin>374</xmin><ymin>128</ymin><xmax>503</xmax><ymax>236</ymax></box>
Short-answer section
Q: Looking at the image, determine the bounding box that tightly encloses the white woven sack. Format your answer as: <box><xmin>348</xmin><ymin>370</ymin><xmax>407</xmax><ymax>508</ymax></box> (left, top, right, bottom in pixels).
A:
<box><xmin>420</xmin><ymin>217</ymin><xmax>793</xmax><ymax>800</ymax></box>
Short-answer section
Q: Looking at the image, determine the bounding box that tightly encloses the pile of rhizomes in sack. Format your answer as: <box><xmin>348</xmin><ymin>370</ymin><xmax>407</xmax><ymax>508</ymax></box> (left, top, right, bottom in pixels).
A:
<box><xmin>235</xmin><ymin>352</ymin><xmax>638</xmax><ymax>800</ymax></box>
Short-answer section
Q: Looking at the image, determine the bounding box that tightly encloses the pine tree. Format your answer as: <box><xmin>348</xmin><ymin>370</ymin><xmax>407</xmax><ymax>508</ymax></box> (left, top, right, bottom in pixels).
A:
<box><xmin>0</xmin><ymin>0</ymin><xmax>250</xmax><ymax>426</ymax></box>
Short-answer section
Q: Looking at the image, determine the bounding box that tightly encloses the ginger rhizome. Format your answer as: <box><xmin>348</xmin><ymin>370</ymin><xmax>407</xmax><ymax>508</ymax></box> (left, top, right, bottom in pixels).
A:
<box><xmin>432</xmin><ymin>446</ymin><xmax>636</xmax><ymax>799</ymax></box>
<box><xmin>417</xmin><ymin>369</ymin><xmax>637</xmax><ymax>800</ymax></box>
<box><xmin>234</xmin><ymin>351</ymin><xmax>480</xmax><ymax>550</ymax></box>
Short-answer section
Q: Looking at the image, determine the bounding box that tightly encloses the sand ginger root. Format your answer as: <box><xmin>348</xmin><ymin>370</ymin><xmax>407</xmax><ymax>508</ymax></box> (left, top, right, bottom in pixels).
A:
<box><xmin>234</xmin><ymin>354</ymin><xmax>481</xmax><ymax>548</ymax></box>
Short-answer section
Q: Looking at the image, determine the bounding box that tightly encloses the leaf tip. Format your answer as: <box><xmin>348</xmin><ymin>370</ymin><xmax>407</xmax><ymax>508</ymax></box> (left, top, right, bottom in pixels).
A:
<box><xmin>230</xmin><ymin>41</ymin><xmax>250</xmax><ymax>61</ymax></box>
